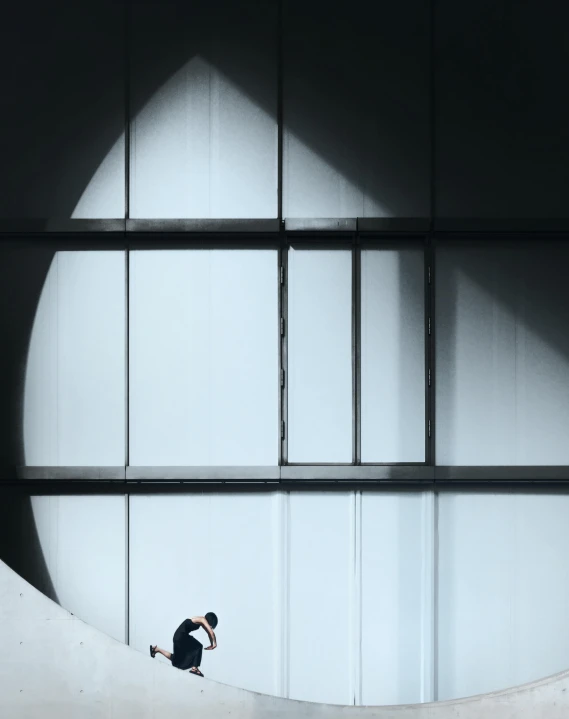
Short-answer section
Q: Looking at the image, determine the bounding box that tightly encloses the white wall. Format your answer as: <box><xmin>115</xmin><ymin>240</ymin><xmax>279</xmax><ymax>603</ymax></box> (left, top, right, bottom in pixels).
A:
<box><xmin>438</xmin><ymin>493</ymin><xmax>569</xmax><ymax>700</ymax></box>
<box><xmin>288</xmin><ymin>249</ymin><xmax>353</xmax><ymax>463</ymax></box>
<box><xmin>29</xmin><ymin>495</ymin><xmax>126</xmax><ymax>642</ymax></box>
<box><xmin>361</xmin><ymin>249</ymin><xmax>425</xmax><ymax>463</ymax></box>
<box><xmin>436</xmin><ymin>244</ymin><xmax>569</xmax><ymax>465</ymax></box>
<box><xmin>23</xmin><ymin>251</ymin><xmax>126</xmax><ymax>466</ymax></box>
<box><xmin>129</xmin><ymin>250</ymin><xmax>279</xmax><ymax>466</ymax></box>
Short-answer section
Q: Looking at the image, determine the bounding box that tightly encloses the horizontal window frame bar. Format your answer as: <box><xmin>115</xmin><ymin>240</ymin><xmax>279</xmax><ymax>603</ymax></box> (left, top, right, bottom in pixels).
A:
<box><xmin>0</xmin><ymin>219</ymin><xmax>126</xmax><ymax>233</ymax></box>
<box><xmin>15</xmin><ymin>466</ymin><xmax>126</xmax><ymax>480</ymax></box>
<box><xmin>8</xmin><ymin>466</ymin><xmax>569</xmax><ymax>482</ymax></box>
<box><xmin>126</xmin><ymin>219</ymin><xmax>280</xmax><ymax>233</ymax></box>
<box><xmin>434</xmin><ymin>218</ymin><xmax>569</xmax><ymax>233</ymax></box>
<box><xmin>4</xmin><ymin>480</ymin><xmax>569</xmax><ymax>496</ymax></box>
<box><xmin>126</xmin><ymin>466</ymin><xmax>280</xmax><ymax>480</ymax></box>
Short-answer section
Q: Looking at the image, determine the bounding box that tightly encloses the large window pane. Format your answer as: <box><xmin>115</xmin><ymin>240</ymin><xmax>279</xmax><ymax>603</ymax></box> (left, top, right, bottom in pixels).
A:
<box><xmin>436</xmin><ymin>242</ymin><xmax>569</xmax><ymax>465</ymax></box>
<box><xmin>283</xmin><ymin>0</ymin><xmax>429</xmax><ymax>219</ymax></box>
<box><xmin>288</xmin><ymin>248</ymin><xmax>352</xmax><ymax>463</ymax></box>
<box><xmin>436</xmin><ymin>1</ymin><xmax>569</xmax><ymax>222</ymax></box>
<box><xmin>438</xmin><ymin>493</ymin><xmax>569</xmax><ymax>700</ymax></box>
<box><xmin>361</xmin><ymin>249</ymin><xmax>425</xmax><ymax>462</ymax></box>
<box><xmin>288</xmin><ymin>492</ymin><xmax>352</xmax><ymax>703</ymax></box>
<box><xmin>361</xmin><ymin>493</ymin><xmax>425</xmax><ymax>705</ymax></box>
<box><xmin>30</xmin><ymin>495</ymin><xmax>126</xmax><ymax>642</ymax></box>
<box><xmin>0</xmin><ymin>2</ymin><xmax>124</xmax><ymax>219</ymax></box>
<box><xmin>129</xmin><ymin>250</ymin><xmax>278</xmax><ymax>465</ymax></box>
<box><xmin>129</xmin><ymin>494</ymin><xmax>279</xmax><ymax>694</ymax></box>
<box><xmin>130</xmin><ymin>1</ymin><xmax>277</xmax><ymax>218</ymax></box>
<box><xmin>23</xmin><ymin>251</ymin><xmax>126</xmax><ymax>466</ymax></box>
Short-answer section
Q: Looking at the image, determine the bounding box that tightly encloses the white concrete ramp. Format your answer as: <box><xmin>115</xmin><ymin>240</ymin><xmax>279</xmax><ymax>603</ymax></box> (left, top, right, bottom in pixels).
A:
<box><xmin>1</xmin><ymin>558</ymin><xmax>568</xmax><ymax>719</ymax></box>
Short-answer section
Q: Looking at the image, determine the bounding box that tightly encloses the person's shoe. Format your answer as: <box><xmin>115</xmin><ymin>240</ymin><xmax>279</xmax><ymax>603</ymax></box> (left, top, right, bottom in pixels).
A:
<box><xmin>189</xmin><ymin>668</ymin><xmax>204</xmax><ymax>677</ymax></box>
<box><xmin>150</xmin><ymin>645</ymin><xmax>157</xmax><ymax>658</ymax></box>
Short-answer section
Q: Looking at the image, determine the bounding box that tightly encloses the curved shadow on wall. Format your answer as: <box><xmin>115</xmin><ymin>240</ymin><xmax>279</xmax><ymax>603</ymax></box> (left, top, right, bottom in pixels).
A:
<box><xmin>0</xmin><ymin>488</ymin><xmax>58</xmax><ymax>604</ymax></box>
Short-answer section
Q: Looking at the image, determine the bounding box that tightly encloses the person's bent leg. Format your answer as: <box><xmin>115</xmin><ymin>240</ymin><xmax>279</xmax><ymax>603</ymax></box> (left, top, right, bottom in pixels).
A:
<box><xmin>153</xmin><ymin>645</ymin><xmax>172</xmax><ymax>661</ymax></box>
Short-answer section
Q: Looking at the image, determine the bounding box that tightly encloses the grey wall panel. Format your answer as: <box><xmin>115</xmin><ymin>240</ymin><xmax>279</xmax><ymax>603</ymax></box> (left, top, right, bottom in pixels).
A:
<box><xmin>360</xmin><ymin>493</ymin><xmax>424</xmax><ymax>705</ymax></box>
<box><xmin>283</xmin><ymin>0</ymin><xmax>429</xmax><ymax>219</ymax></box>
<box><xmin>288</xmin><ymin>492</ymin><xmax>353</xmax><ymax>703</ymax></box>
<box><xmin>129</xmin><ymin>494</ymin><xmax>280</xmax><ymax>694</ymax></box>
<box><xmin>129</xmin><ymin>250</ymin><xmax>278</xmax><ymax>466</ymax></box>
<box><xmin>29</xmin><ymin>495</ymin><xmax>126</xmax><ymax>643</ymax></box>
<box><xmin>23</xmin><ymin>252</ymin><xmax>126</xmax><ymax>466</ymax></box>
<box><xmin>361</xmin><ymin>249</ymin><xmax>425</xmax><ymax>463</ymax></box>
<box><xmin>0</xmin><ymin>2</ymin><xmax>125</xmax><ymax>218</ymax></box>
<box><xmin>436</xmin><ymin>0</ymin><xmax>569</xmax><ymax>221</ymax></box>
<box><xmin>436</xmin><ymin>243</ymin><xmax>569</xmax><ymax>465</ymax></box>
<box><xmin>438</xmin><ymin>493</ymin><xmax>569</xmax><ymax>700</ymax></box>
<box><xmin>288</xmin><ymin>249</ymin><xmax>352</xmax><ymax>463</ymax></box>
<box><xmin>130</xmin><ymin>1</ymin><xmax>277</xmax><ymax>219</ymax></box>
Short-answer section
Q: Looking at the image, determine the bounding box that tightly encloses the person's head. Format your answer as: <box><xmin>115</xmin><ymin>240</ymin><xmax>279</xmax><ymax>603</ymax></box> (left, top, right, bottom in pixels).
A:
<box><xmin>205</xmin><ymin>612</ymin><xmax>218</xmax><ymax>629</ymax></box>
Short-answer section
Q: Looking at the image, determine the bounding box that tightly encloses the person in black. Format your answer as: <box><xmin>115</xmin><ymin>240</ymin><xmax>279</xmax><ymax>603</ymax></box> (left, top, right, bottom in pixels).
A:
<box><xmin>150</xmin><ymin>612</ymin><xmax>218</xmax><ymax>677</ymax></box>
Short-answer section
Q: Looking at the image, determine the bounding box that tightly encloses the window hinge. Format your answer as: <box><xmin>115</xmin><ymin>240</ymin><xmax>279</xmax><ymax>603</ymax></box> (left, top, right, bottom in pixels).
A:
<box><xmin>428</xmin><ymin>317</ymin><xmax>431</xmax><ymax>336</ymax></box>
<box><xmin>280</xmin><ymin>266</ymin><xmax>285</xmax><ymax>284</ymax></box>
<box><xmin>280</xmin><ymin>317</ymin><xmax>285</xmax><ymax>335</ymax></box>
<box><xmin>428</xmin><ymin>266</ymin><xmax>431</xmax><ymax>285</ymax></box>
<box><xmin>281</xmin><ymin>420</ymin><xmax>285</xmax><ymax>439</ymax></box>
<box><xmin>280</xmin><ymin>368</ymin><xmax>285</xmax><ymax>387</ymax></box>
<box><xmin>428</xmin><ymin>368</ymin><xmax>431</xmax><ymax>387</ymax></box>
<box><xmin>428</xmin><ymin>420</ymin><xmax>431</xmax><ymax>438</ymax></box>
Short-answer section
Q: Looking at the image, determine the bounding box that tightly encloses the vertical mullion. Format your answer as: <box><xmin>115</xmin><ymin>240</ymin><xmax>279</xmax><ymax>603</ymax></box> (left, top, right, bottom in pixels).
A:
<box><xmin>355</xmin><ymin>240</ymin><xmax>361</xmax><ymax>465</ymax></box>
<box><xmin>277</xmin><ymin>0</ymin><xmax>283</xmax><ymax>224</ymax></box>
<box><xmin>425</xmin><ymin>240</ymin><xmax>432</xmax><ymax>465</ymax></box>
<box><xmin>352</xmin><ymin>237</ymin><xmax>360</xmax><ymax>465</ymax></box>
<box><xmin>281</xmin><ymin>246</ymin><xmax>289</xmax><ymax>465</ymax></box>
<box><xmin>429</xmin><ymin>242</ymin><xmax>436</xmax><ymax>466</ymax></box>
<box><xmin>125</xmin><ymin>248</ymin><xmax>129</xmax><ymax>471</ymax></box>
<box><xmin>124</xmin><ymin>1</ymin><xmax>130</xmax><ymax>222</ymax></box>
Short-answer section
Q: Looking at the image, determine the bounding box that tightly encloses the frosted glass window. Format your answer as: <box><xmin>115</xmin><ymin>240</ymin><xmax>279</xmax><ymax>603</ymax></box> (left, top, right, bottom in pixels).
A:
<box><xmin>23</xmin><ymin>251</ymin><xmax>126</xmax><ymax>466</ymax></box>
<box><xmin>130</xmin><ymin>2</ymin><xmax>277</xmax><ymax>218</ymax></box>
<box><xmin>436</xmin><ymin>243</ymin><xmax>569</xmax><ymax>465</ymax></box>
<box><xmin>438</xmin><ymin>493</ymin><xmax>569</xmax><ymax>700</ymax></box>
<box><xmin>129</xmin><ymin>494</ymin><xmax>279</xmax><ymax>695</ymax></box>
<box><xmin>283</xmin><ymin>0</ymin><xmax>429</xmax><ymax>219</ymax></box>
<box><xmin>288</xmin><ymin>249</ymin><xmax>352</xmax><ymax>463</ymax></box>
<box><xmin>361</xmin><ymin>249</ymin><xmax>425</xmax><ymax>462</ymax></box>
<box><xmin>288</xmin><ymin>493</ymin><xmax>352</xmax><ymax>704</ymax></box>
<box><xmin>361</xmin><ymin>493</ymin><xmax>424</xmax><ymax>705</ymax></box>
<box><xmin>130</xmin><ymin>250</ymin><xmax>278</xmax><ymax>465</ymax></box>
<box><xmin>30</xmin><ymin>495</ymin><xmax>126</xmax><ymax>642</ymax></box>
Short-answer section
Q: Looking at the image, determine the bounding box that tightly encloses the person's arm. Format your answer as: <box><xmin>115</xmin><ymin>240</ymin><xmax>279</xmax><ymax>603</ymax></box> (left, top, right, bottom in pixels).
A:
<box><xmin>191</xmin><ymin>616</ymin><xmax>217</xmax><ymax>649</ymax></box>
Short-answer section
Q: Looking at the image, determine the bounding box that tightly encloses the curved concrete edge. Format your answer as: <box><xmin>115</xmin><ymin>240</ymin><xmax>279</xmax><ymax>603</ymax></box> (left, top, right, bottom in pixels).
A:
<box><xmin>2</xmin><ymin>557</ymin><xmax>569</xmax><ymax>719</ymax></box>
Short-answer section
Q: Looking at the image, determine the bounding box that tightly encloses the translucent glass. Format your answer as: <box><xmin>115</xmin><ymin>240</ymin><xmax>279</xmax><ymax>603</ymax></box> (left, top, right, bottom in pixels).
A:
<box><xmin>30</xmin><ymin>495</ymin><xmax>126</xmax><ymax>642</ymax></box>
<box><xmin>288</xmin><ymin>492</ymin><xmax>352</xmax><ymax>703</ymax></box>
<box><xmin>23</xmin><ymin>251</ymin><xmax>126</xmax><ymax>466</ymax></box>
<box><xmin>129</xmin><ymin>494</ymin><xmax>279</xmax><ymax>694</ymax></box>
<box><xmin>130</xmin><ymin>2</ymin><xmax>277</xmax><ymax>218</ymax></box>
<box><xmin>283</xmin><ymin>0</ymin><xmax>429</xmax><ymax>219</ymax></box>
<box><xmin>438</xmin><ymin>493</ymin><xmax>569</xmax><ymax>700</ymax></box>
<box><xmin>129</xmin><ymin>250</ymin><xmax>278</xmax><ymax>465</ymax></box>
<box><xmin>361</xmin><ymin>249</ymin><xmax>425</xmax><ymax>462</ymax></box>
<box><xmin>361</xmin><ymin>493</ymin><xmax>424</xmax><ymax>704</ymax></box>
<box><xmin>436</xmin><ymin>243</ymin><xmax>569</xmax><ymax>464</ymax></box>
<box><xmin>287</xmin><ymin>248</ymin><xmax>352</xmax><ymax>463</ymax></box>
